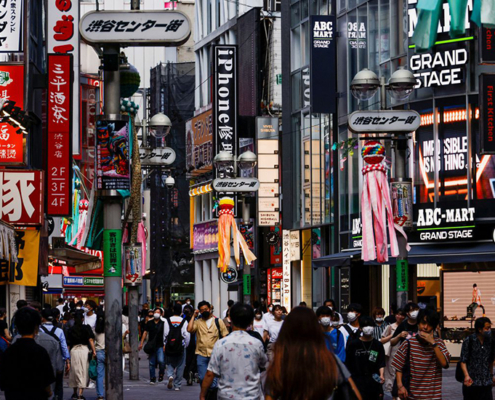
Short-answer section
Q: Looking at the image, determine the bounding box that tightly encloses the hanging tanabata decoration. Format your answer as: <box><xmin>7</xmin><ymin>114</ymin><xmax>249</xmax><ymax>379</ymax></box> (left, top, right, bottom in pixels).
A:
<box><xmin>217</xmin><ymin>197</ymin><xmax>256</xmax><ymax>272</ymax></box>
<box><xmin>361</xmin><ymin>141</ymin><xmax>400</xmax><ymax>263</ymax></box>
<box><xmin>70</xmin><ymin>199</ymin><xmax>89</xmax><ymax>249</ymax></box>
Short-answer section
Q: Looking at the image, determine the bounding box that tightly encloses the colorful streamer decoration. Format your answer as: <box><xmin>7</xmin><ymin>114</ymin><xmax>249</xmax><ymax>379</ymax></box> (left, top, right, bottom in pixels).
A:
<box><xmin>217</xmin><ymin>197</ymin><xmax>257</xmax><ymax>272</ymax></box>
<box><xmin>360</xmin><ymin>141</ymin><xmax>399</xmax><ymax>263</ymax></box>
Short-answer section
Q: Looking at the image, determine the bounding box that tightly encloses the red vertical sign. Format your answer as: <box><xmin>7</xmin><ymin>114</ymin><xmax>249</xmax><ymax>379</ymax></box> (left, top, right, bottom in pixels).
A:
<box><xmin>47</xmin><ymin>54</ymin><xmax>72</xmax><ymax>215</ymax></box>
<box><xmin>0</xmin><ymin>64</ymin><xmax>24</xmax><ymax>164</ymax></box>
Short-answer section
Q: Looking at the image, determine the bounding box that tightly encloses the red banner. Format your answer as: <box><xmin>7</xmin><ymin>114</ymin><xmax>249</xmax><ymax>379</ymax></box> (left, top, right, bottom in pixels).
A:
<box><xmin>47</xmin><ymin>54</ymin><xmax>72</xmax><ymax>215</ymax></box>
<box><xmin>0</xmin><ymin>64</ymin><xmax>24</xmax><ymax>164</ymax></box>
<box><xmin>0</xmin><ymin>170</ymin><xmax>44</xmax><ymax>225</ymax></box>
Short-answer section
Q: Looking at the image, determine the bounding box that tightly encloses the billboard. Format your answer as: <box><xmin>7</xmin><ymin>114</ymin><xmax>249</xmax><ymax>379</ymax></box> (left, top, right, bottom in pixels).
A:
<box><xmin>95</xmin><ymin>119</ymin><xmax>130</xmax><ymax>191</ymax></box>
<box><xmin>0</xmin><ymin>64</ymin><xmax>24</xmax><ymax>164</ymax></box>
<box><xmin>47</xmin><ymin>54</ymin><xmax>72</xmax><ymax>216</ymax></box>
<box><xmin>193</xmin><ymin>221</ymin><xmax>218</xmax><ymax>253</ymax></box>
<box><xmin>444</xmin><ymin>271</ymin><xmax>495</xmax><ymax>329</ymax></box>
<box><xmin>0</xmin><ymin>0</ymin><xmax>23</xmax><ymax>53</ymax></box>
<box><xmin>186</xmin><ymin>108</ymin><xmax>213</xmax><ymax>175</ymax></box>
<box><xmin>47</xmin><ymin>0</ymin><xmax>80</xmax><ymax>157</ymax></box>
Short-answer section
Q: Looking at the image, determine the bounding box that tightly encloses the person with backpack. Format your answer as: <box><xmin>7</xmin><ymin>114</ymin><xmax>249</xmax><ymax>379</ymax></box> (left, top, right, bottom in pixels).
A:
<box><xmin>163</xmin><ymin>303</ymin><xmax>190</xmax><ymax>391</ymax></box>
<box><xmin>459</xmin><ymin>317</ymin><xmax>495</xmax><ymax>400</ymax></box>
<box><xmin>187</xmin><ymin>300</ymin><xmax>229</xmax><ymax>393</ymax></box>
<box><xmin>316</xmin><ymin>306</ymin><xmax>346</xmax><ymax>362</ymax></box>
<box><xmin>41</xmin><ymin>308</ymin><xmax>70</xmax><ymax>400</ymax></box>
<box><xmin>339</xmin><ymin>303</ymin><xmax>363</xmax><ymax>347</ymax></box>
<box><xmin>345</xmin><ymin>316</ymin><xmax>386</xmax><ymax>400</ymax></box>
<box><xmin>139</xmin><ymin>307</ymin><xmax>166</xmax><ymax>384</ymax></box>
<box><xmin>392</xmin><ymin>309</ymin><xmax>450</xmax><ymax>400</ymax></box>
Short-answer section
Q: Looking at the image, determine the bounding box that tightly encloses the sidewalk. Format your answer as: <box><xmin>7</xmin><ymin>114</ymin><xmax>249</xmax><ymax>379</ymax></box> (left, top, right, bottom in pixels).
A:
<box><xmin>0</xmin><ymin>353</ymin><xmax>473</xmax><ymax>399</ymax></box>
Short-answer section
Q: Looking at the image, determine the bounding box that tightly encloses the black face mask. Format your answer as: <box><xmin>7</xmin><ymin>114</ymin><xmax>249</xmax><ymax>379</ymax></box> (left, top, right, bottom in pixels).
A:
<box><xmin>202</xmin><ymin>311</ymin><xmax>210</xmax><ymax>319</ymax></box>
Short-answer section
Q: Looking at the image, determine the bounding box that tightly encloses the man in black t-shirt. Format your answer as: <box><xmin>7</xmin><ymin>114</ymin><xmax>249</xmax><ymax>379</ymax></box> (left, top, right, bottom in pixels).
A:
<box><xmin>139</xmin><ymin>307</ymin><xmax>165</xmax><ymax>384</ymax></box>
<box><xmin>0</xmin><ymin>307</ymin><xmax>55</xmax><ymax>400</ymax></box>
<box><xmin>390</xmin><ymin>302</ymin><xmax>420</xmax><ymax>347</ymax></box>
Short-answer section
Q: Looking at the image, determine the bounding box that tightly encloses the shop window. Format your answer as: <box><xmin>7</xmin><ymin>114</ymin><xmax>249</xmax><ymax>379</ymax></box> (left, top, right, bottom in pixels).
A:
<box><xmin>337</xmin><ymin>16</ymin><xmax>348</xmax><ymax>125</ymax></box>
<box><xmin>338</xmin><ymin>0</ymin><xmax>346</xmax><ymax>13</ymax></box>
<box><xmin>291</xmin><ymin>27</ymin><xmax>302</xmax><ymax>72</ymax></box>
<box><xmin>347</xmin><ymin>10</ymin><xmax>358</xmax><ymax>113</ymax></box>
<box><xmin>291</xmin><ymin>2</ymin><xmax>300</xmax><ymax>28</ymax></box>
<box><xmin>301</xmin><ymin>0</ymin><xmax>309</xmax><ymax>20</ymax></box>
<box><xmin>379</xmin><ymin>0</ymin><xmax>390</xmax><ymax>62</ymax></box>
<box><xmin>309</xmin><ymin>0</ymin><xmax>318</xmax><ymax>14</ymax></box>
<box><xmin>391</xmin><ymin>0</ymin><xmax>407</xmax><ymax>57</ymax></box>
<box><xmin>302</xmin><ymin>21</ymin><xmax>310</xmax><ymax>67</ymax></box>
<box><xmin>291</xmin><ymin>71</ymin><xmax>302</xmax><ymax>111</ymax></box>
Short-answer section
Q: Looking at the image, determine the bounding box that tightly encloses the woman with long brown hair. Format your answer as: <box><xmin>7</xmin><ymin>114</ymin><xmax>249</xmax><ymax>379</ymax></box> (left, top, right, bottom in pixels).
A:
<box><xmin>265</xmin><ymin>306</ymin><xmax>362</xmax><ymax>400</ymax></box>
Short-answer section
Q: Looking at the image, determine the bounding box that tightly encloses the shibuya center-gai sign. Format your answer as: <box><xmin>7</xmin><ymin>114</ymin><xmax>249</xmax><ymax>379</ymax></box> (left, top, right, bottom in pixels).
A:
<box><xmin>79</xmin><ymin>10</ymin><xmax>191</xmax><ymax>46</ymax></box>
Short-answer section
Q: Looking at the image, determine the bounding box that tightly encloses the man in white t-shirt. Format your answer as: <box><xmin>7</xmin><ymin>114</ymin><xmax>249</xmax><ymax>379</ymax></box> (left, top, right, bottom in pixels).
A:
<box><xmin>163</xmin><ymin>304</ymin><xmax>190</xmax><ymax>391</ymax></box>
<box><xmin>84</xmin><ymin>300</ymin><xmax>97</xmax><ymax>331</ymax></box>
<box><xmin>262</xmin><ymin>303</ymin><xmax>274</xmax><ymax>326</ymax></box>
<box><xmin>56</xmin><ymin>298</ymin><xmax>65</xmax><ymax>317</ymax></box>
<box><xmin>339</xmin><ymin>303</ymin><xmax>362</xmax><ymax>347</ymax></box>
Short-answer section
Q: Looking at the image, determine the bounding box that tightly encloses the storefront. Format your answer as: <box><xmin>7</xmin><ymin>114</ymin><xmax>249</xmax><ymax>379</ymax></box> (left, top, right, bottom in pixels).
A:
<box><xmin>62</xmin><ymin>275</ymin><xmax>104</xmax><ymax>304</ymax></box>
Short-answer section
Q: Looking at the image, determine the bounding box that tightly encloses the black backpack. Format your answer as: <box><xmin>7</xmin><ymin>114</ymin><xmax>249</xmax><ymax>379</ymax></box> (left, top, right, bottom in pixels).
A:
<box><xmin>40</xmin><ymin>325</ymin><xmax>60</xmax><ymax>342</ymax></box>
<box><xmin>165</xmin><ymin>318</ymin><xmax>186</xmax><ymax>357</ymax></box>
<box><xmin>342</xmin><ymin>324</ymin><xmax>360</xmax><ymax>340</ymax></box>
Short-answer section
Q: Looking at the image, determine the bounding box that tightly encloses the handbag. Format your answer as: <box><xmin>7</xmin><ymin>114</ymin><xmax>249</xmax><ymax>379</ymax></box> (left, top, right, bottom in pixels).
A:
<box><xmin>392</xmin><ymin>340</ymin><xmax>411</xmax><ymax>397</ymax></box>
<box><xmin>143</xmin><ymin>340</ymin><xmax>155</xmax><ymax>355</ymax></box>
<box><xmin>89</xmin><ymin>358</ymin><xmax>97</xmax><ymax>381</ymax></box>
<box><xmin>123</xmin><ymin>340</ymin><xmax>132</xmax><ymax>354</ymax></box>
<box><xmin>456</xmin><ymin>336</ymin><xmax>473</xmax><ymax>383</ymax></box>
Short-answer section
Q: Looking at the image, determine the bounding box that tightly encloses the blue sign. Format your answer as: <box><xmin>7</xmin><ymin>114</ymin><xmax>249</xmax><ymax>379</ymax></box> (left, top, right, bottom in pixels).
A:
<box><xmin>63</xmin><ymin>276</ymin><xmax>84</xmax><ymax>286</ymax></box>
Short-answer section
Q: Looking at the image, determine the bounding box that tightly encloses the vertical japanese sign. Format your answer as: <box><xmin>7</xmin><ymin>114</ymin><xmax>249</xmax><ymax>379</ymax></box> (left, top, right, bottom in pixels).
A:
<box><xmin>0</xmin><ymin>170</ymin><xmax>44</xmax><ymax>225</ymax></box>
<box><xmin>0</xmin><ymin>229</ymin><xmax>40</xmax><ymax>286</ymax></box>
<box><xmin>396</xmin><ymin>259</ymin><xmax>408</xmax><ymax>292</ymax></box>
<box><xmin>213</xmin><ymin>45</ymin><xmax>237</xmax><ymax>171</ymax></box>
<box><xmin>124</xmin><ymin>244</ymin><xmax>142</xmax><ymax>285</ymax></box>
<box><xmin>480</xmin><ymin>74</ymin><xmax>495</xmax><ymax>154</ymax></box>
<box><xmin>282</xmin><ymin>230</ymin><xmax>291</xmax><ymax>309</ymax></box>
<box><xmin>95</xmin><ymin>119</ymin><xmax>130</xmax><ymax>191</ymax></box>
<box><xmin>310</xmin><ymin>15</ymin><xmax>336</xmax><ymax>114</ymax></box>
<box><xmin>480</xmin><ymin>27</ymin><xmax>495</xmax><ymax>64</ymax></box>
<box><xmin>243</xmin><ymin>274</ymin><xmax>251</xmax><ymax>295</ymax></box>
<box><xmin>47</xmin><ymin>0</ymin><xmax>80</xmax><ymax>157</ymax></box>
<box><xmin>0</xmin><ymin>64</ymin><xmax>24</xmax><ymax>164</ymax></box>
<box><xmin>103</xmin><ymin>229</ymin><xmax>122</xmax><ymax>277</ymax></box>
<box><xmin>47</xmin><ymin>54</ymin><xmax>72</xmax><ymax>216</ymax></box>
<box><xmin>0</xmin><ymin>0</ymin><xmax>23</xmax><ymax>53</ymax></box>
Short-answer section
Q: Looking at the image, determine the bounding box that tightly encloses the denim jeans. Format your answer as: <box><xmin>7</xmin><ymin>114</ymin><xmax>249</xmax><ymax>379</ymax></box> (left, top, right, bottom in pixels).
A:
<box><xmin>166</xmin><ymin>351</ymin><xmax>186</xmax><ymax>388</ymax></box>
<box><xmin>196</xmin><ymin>355</ymin><xmax>217</xmax><ymax>388</ymax></box>
<box><xmin>96</xmin><ymin>350</ymin><xmax>105</xmax><ymax>398</ymax></box>
<box><xmin>149</xmin><ymin>347</ymin><xmax>165</xmax><ymax>379</ymax></box>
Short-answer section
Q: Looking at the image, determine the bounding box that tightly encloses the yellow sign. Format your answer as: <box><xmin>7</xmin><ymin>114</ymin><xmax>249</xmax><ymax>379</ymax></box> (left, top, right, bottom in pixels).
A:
<box><xmin>0</xmin><ymin>230</ymin><xmax>40</xmax><ymax>286</ymax></box>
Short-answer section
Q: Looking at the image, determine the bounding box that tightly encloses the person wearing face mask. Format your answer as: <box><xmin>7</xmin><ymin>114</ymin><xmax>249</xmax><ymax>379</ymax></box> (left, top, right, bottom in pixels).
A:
<box><xmin>263</xmin><ymin>303</ymin><xmax>275</xmax><ymax>326</ymax></box>
<box><xmin>392</xmin><ymin>309</ymin><xmax>450</xmax><ymax>400</ymax></box>
<box><xmin>263</xmin><ymin>305</ymin><xmax>284</xmax><ymax>362</ymax></box>
<box><xmin>459</xmin><ymin>317</ymin><xmax>494</xmax><ymax>400</ymax></box>
<box><xmin>380</xmin><ymin>309</ymin><xmax>406</xmax><ymax>396</ymax></box>
<box><xmin>371</xmin><ymin>307</ymin><xmax>389</xmax><ymax>341</ymax></box>
<box><xmin>316</xmin><ymin>306</ymin><xmax>346</xmax><ymax>362</ymax></box>
<box><xmin>187</xmin><ymin>300</ymin><xmax>229</xmax><ymax>395</ymax></box>
<box><xmin>345</xmin><ymin>316</ymin><xmax>385</xmax><ymax>400</ymax></box>
<box><xmin>339</xmin><ymin>303</ymin><xmax>363</xmax><ymax>347</ymax></box>
<box><xmin>324</xmin><ymin>299</ymin><xmax>344</xmax><ymax>325</ymax></box>
<box><xmin>253</xmin><ymin>308</ymin><xmax>265</xmax><ymax>337</ymax></box>
<box><xmin>182</xmin><ymin>298</ymin><xmax>193</xmax><ymax>312</ymax></box>
<box><xmin>139</xmin><ymin>308</ymin><xmax>165</xmax><ymax>384</ymax></box>
<box><xmin>390</xmin><ymin>302</ymin><xmax>420</xmax><ymax>347</ymax></box>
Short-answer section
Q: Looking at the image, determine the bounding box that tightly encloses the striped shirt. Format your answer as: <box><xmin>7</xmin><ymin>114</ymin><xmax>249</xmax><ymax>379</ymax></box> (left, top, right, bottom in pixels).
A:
<box><xmin>372</xmin><ymin>322</ymin><xmax>389</xmax><ymax>341</ymax></box>
<box><xmin>392</xmin><ymin>337</ymin><xmax>450</xmax><ymax>400</ymax></box>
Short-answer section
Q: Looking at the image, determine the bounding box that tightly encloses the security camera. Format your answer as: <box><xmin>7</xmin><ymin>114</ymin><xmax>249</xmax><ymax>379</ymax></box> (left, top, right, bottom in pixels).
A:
<box><xmin>165</xmin><ymin>176</ymin><xmax>175</xmax><ymax>188</ymax></box>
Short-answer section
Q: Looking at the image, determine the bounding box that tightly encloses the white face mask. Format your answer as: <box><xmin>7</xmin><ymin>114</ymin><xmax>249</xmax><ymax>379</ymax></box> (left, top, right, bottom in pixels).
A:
<box><xmin>375</xmin><ymin>317</ymin><xmax>384</xmax><ymax>323</ymax></box>
<box><xmin>269</xmin><ymin>306</ymin><xmax>273</xmax><ymax>312</ymax></box>
<box><xmin>319</xmin><ymin>317</ymin><xmax>331</xmax><ymax>327</ymax></box>
<box><xmin>186</xmin><ymin>301</ymin><xmax>191</xmax><ymax>305</ymax></box>
<box><xmin>409</xmin><ymin>310</ymin><xmax>419</xmax><ymax>320</ymax></box>
<box><xmin>347</xmin><ymin>312</ymin><xmax>357</xmax><ymax>322</ymax></box>
<box><xmin>362</xmin><ymin>326</ymin><xmax>374</xmax><ymax>336</ymax></box>
<box><xmin>331</xmin><ymin>321</ymin><xmax>340</xmax><ymax>327</ymax></box>
<box><xmin>255</xmin><ymin>314</ymin><xmax>262</xmax><ymax>320</ymax></box>
<box><xmin>153</xmin><ymin>313</ymin><xmax>161</xmax><ymax>319</ymax></box>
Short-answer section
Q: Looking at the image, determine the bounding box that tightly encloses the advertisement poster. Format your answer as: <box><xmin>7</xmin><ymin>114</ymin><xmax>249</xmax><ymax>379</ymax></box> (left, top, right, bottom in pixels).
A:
<box><xmin>0</xmin><ymin>229</ymin><xmax>40</xmax><ymax>287</ymax></box>
<box><xmin>0</xmin><ymin>65</ymin><xmax>24</xmax><ymax>164</ymax></box>
<box><xmin>444</xmin><ymin>271</ymin><xmax>495</xmax><ymax>329</ymax></box>
<box><xmin>391</xmin><ymin>180</ymin><xmax>413</xmax><ymax>228</ymax></box>
<box><xmin>124</xmin><ymin>244</ymin><xmax>142</xmax><ymax>285</ymax></box>
<box><xmin>193</xmin><ymin>221</ymin><xmax>218</xmax><ymax>252</ymax></box>
<box><xmin>95</xmin><ymin>119</ymin><xmax>130</xmax><ymax>191</ymax></box>
<box><xmin>186</xmin><ymin>108</ymin><xmax>213</xmax><ymax>175</ymax></box>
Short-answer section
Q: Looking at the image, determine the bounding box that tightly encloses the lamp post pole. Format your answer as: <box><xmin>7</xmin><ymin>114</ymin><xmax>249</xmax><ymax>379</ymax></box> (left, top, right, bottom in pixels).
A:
<box><xmin>102</xmin><ymin>44</ymin><xmax>124</xmax><ymax>400</ymax></box>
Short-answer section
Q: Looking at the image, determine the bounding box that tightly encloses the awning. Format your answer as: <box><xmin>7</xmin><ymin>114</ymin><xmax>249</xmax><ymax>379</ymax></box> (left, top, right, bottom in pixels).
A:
<box><xmin>49</xmin><ymin>238</ymin><xmax>100</xmax><ymax>272</ymax></box>
<box><xmin>189</xmin><ymin>182</ymin><xmax>213</xmax><ymax>197</ymax></box>
<box><xmin>227</xmin><ymin>280</ymin><xmax>243</xmax><ymax>291</ymax></box>
<box><xmin>312</xmin><ymin>250</ymin><xmax>362</xmax><ymax>269</ymax></box>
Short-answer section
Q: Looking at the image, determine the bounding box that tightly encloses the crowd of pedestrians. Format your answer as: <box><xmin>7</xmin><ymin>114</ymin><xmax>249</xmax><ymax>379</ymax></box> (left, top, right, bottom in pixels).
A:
<box><xmin>2</xmin><ymin>297</ymin><xmax>495</xmax><ymax>400</ymax></box>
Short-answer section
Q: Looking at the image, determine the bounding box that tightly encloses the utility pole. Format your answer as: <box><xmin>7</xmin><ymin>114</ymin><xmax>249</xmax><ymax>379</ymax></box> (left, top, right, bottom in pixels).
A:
<box><xmin>102</xmin><ymin>44</ymin><xmax>124</xmax><ymax>400</ymax></box>
<box><xmin>128</xmin><ymin>0</ymin><xmax>140</xmax><ymax>381</ymax></box>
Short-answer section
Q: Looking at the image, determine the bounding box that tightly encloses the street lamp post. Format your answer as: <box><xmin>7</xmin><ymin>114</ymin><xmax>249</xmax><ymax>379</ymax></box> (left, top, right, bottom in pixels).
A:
<box><xmin>350</xmin><ymin>67</ymin><xmax>416</xmax><ymax>309</ymax></box>
<box><xmin>213</xmin><ymin>150</ymin><xmax>258</xmax><ymax>303</ymax></box>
